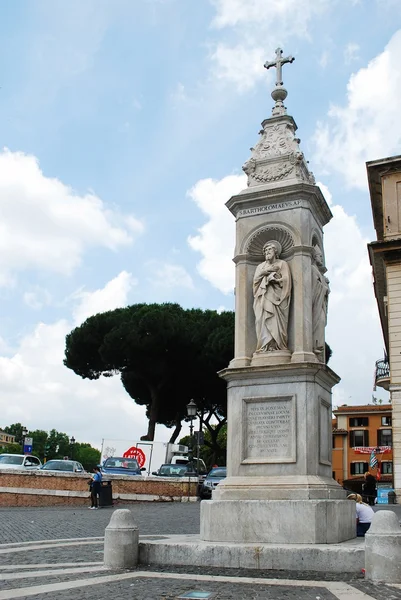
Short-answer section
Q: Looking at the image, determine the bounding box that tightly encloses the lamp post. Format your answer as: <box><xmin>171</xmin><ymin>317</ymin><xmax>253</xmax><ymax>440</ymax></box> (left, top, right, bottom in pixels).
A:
<box><xmin>22</xmin><ymin>427</ymin><xmax>28</xmax><ymax>454</ymax></box>
<box><xmin>70</xmin><ymin>436</ymin><xmax>75</xmax><ymax>460</ymax></box>
<box><xmin>186</xmin><ymin>399</ymin><xmax>197</xmax><ymax>445</ymax></box>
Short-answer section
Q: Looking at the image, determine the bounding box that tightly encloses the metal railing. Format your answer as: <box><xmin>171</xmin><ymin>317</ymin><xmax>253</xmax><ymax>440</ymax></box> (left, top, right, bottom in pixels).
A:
<box><xmin>375</xmin><ymin>358</ymin><xmax>390</xmax><ymax>381</ymax></box>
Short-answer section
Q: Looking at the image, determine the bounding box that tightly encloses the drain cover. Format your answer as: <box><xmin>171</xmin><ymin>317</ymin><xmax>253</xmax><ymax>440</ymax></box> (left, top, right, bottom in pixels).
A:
<box><xmin>177</xmin><ymin>592</ymin><xmax>216</xmax><ymax>599</ymax></box>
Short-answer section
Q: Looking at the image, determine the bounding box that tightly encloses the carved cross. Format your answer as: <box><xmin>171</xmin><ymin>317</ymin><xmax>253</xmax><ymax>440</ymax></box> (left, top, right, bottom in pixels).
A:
<box><xmin>264</xmin><ymin>48</ymin><xmax>295</xmax><ymax>86</ymax></box>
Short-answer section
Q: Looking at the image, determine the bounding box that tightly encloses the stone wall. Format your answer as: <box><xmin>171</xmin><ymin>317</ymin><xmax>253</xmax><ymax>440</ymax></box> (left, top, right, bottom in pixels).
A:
<box><xmin>0</xmin><ymin>469</ymin><xmax>198</xmax><ymax>507</ymax></box>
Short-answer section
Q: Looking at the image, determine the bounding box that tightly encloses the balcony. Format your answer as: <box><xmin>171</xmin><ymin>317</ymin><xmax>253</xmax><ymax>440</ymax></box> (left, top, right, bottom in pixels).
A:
<box><xmin>375</xmin><ymin>358</ymin><xmax>390</xmax><ymax>391</ymax></box>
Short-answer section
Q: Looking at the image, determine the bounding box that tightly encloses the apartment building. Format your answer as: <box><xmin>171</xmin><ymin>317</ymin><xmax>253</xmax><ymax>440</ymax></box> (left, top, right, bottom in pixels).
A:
<box><xmin>332</xmin><ymin>404</ymin><xmax>393</xmax><ymax>487</ymax></box>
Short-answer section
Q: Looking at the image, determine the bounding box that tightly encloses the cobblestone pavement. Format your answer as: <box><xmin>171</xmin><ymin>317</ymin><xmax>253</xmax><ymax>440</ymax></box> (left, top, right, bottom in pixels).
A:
<box><xmin>0</xmin><ymin>502</ymin><xmax>200</xmax><ymax>543</ymax></box>
<box><xmin>1</xmin><ymin>504</ymin><xmax>401</xmax><ymax>599</ymax></box>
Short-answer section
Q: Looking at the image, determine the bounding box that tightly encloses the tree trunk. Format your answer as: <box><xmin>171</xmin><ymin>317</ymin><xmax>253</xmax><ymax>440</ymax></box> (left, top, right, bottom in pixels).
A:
<box><xmin>140</xmin><ymin>385</ymin><xmax>160</xmax><ymax>441</ymax></box>
<box><xmin>168</xmin><ymin>415</ymin><xmax>182</xmax><ymax>444</ymax></box>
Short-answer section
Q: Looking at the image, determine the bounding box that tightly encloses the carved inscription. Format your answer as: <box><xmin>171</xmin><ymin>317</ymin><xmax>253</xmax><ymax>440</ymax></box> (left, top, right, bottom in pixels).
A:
<box><xmin>237</xmin><ymin>199</ymin><xmax>301</xmax><ymax>217</ymax></box>
<box><xmin>244</xmin><ymin>397</ymin><xmax>295</xmax><ymax>463</ymax></box>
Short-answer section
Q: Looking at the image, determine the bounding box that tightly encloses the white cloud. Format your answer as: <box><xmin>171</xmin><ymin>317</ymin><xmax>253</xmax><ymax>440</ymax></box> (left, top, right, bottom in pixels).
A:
<box><xmin>209</xmin><ymin>0</ymin><xmax>329</xmax><ymax>89</ymax></box>
<box><xmin>23</xmin><ymin>287</ymin><xmax>53</xmax><ymax>310</ymax></box>
<box><xmin>147</xmin><ymin>263</ymin><xmax>195</xmax><ymax>291</ymax></box>
<box><xmin>71</xmin><ymin>271</ymin><xmax>135</xmax><ymax>325</ymax></box>
<box><xmin>187</xmin><ymin>174</ymin><xmax>245</xmax><ymax>294</ymax></box>
<box><xmin>188</xmin><ymin>173</ymin><xmax>387</xmax><ymax>404</ymax></box>
<box><xmin>319</xmin><ymin>51</ymin><xmax>329</xmax><ymax>69</ymax></box>
<box><xmin>313</xmin><ymin>30</ymin><xmax>401</xmax><ymax>189</ymax></box>
<box><xmin>0</xmin><ymin>149</ymin><xmax>143</xmax><ymax>284</ymax></box>
<box><xmin>319</xmin><ymin>183</ymin><xmax>386</xmax><ymax>403</ymax></box>
<box><xmin>0</xmin><ymin>275</ymin><xmax>172</xmax><ymax>447</ymax></box>
<box><xmin>344</xmin><ymin>42</ymin><xmax>360</xmax><ymax>64</ymax></box>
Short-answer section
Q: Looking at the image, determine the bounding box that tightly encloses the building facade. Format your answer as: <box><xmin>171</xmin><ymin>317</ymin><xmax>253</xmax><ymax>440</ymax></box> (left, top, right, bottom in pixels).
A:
<box><xmin>332</xmin><ymin>404</ymin><xmax>393</xmax><ymax>488</ymax></box>
<box><xmin>367</xmin><ymin>155</ymin><xmax>401</xmax><ymax>499</ymax></box>
<box><xmin>0</xmin><ymin>430</ymin><xmax>16</xmax><ymax>447</ymax></box>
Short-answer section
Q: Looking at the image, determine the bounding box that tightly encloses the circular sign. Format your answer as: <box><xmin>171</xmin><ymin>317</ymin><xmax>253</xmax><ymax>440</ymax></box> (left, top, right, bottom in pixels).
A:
<box><xmin>123</xmin><ymin>446</ymin><xmax>146</xmax><ymax>468</ymax></box>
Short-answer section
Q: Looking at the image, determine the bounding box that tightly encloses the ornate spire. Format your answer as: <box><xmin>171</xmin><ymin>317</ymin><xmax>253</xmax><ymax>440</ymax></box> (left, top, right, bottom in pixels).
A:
<box><xmin>241</xmin><ymin>48</ymin><xmax>315</xmax><ymax>189</ymax></box>
<box><xmin>264</xmin><ymin>48</ymin><xmax>294</xmax><ymax>116</ymax></box>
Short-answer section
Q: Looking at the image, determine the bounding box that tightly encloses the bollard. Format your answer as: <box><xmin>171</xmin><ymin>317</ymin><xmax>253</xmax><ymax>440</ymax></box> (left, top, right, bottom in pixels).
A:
<box><xmin>365</xmin><ymin>510</ymin><xmax>401</xmax><ymax>583</ymax></box>
<box><xmin>103</xmin><ymin>509</ymin><xmax>139</xmax><ymax>569</ymax></box>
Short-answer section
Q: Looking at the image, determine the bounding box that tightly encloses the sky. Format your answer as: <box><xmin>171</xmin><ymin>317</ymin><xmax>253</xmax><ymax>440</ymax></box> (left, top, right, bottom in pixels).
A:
<box><xmin>0</xmin><ymin>0</ymin><xmax>399</xmax><ymax>449</ymax></box>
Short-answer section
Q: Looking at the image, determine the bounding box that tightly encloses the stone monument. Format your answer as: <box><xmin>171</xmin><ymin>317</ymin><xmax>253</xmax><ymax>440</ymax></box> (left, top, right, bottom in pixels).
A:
<box><xmin>201</xmin><ymin>48</ymin><xmax>355</xmax><ymax>544</ymax></box>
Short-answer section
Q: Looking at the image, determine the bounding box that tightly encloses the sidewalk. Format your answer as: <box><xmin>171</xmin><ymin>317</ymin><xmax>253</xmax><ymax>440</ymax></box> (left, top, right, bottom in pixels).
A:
<box><xmin>1</xmin><ymin>504</ymin><xmax>401</xmax><ymax>599</ymax></box>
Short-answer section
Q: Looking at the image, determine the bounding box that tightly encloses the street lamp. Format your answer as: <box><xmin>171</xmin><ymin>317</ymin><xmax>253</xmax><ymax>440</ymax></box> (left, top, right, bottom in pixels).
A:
<box><xmin>186</xmin><ymin>399</ymin><xmax>197</xmax><ymax>477</ymax></box>
<box><xmin>22</xmin><ymin>427</ymin><xmax>28</xmax><ymax>454</ymax></box>
<box><xmin>70</xmin><ymin>436</ymin><xmax>75</xmax><ymax>460</ymax></box>
<box><xmin>186</xmin><ymin>399</ymin><xmax>197</xmax><ymax>442</ymax></box>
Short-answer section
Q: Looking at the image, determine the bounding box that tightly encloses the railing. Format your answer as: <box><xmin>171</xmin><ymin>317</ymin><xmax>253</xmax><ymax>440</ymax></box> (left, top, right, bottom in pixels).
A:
<box><xmin>375</xmin><ymin>359</ymin><xmax>390</xmax><ymax>390</ymax></box>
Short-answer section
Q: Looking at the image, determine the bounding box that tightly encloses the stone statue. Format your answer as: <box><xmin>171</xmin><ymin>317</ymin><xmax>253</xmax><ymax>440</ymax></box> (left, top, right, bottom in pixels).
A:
<box><xmin>311</xmin><ymin>245</ymin><xmax>330</xmax><ymax>362</ymax></box>
<box><xmin>253</xmin><ymin>241</ymin><xmax>292</xmax><ymax>352</ymax></box>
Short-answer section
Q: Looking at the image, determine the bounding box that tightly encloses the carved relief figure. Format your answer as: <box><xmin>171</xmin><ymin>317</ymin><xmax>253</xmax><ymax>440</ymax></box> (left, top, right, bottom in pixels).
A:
<box><xmin>311</xmin><ymin>245</ymin><xmax>330</xmax><ymax>361</ymax></box>
<box><xmin>253</xmin><ymin>241</ymin><xmax>292</xmax><ymax>352</ymax></box>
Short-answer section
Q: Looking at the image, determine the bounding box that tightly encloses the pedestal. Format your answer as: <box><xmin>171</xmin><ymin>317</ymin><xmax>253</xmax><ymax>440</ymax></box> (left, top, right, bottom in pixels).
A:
<box><xmin>200</xmin><ymin>363</ymin><xmax>356</xmax><ymax>544</ymax></box>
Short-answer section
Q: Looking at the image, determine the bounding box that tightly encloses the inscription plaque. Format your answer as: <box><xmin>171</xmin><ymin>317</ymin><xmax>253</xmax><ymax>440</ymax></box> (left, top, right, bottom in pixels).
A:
<box><xmin>242</xmin><ymin>396</ymin><xmax>296</xmax><ymax>463</ymax></box>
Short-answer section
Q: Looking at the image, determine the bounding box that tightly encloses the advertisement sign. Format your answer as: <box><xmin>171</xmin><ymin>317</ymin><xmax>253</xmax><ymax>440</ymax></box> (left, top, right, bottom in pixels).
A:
<box><xmin>377</xmin><ymin>487</ymin><xmax>394</xmax><ymax>504</ymax></box>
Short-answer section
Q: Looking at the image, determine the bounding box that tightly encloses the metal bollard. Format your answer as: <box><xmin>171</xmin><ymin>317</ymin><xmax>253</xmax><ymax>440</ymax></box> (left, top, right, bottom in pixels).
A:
<box><xmin>365</xmin><ymin>510</ymin><xmax>401</xmax><ymax>583</ymax></box>
<box><xmin>103</xmin><ymin>509</ymin><xmax>139</xmax><ymax>569</ymax></box>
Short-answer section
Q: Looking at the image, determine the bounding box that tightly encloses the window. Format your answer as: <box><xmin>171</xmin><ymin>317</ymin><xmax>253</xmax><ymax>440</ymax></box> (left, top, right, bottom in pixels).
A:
<box><xmin>381</xmin><ymin>416</ymin><xmax>392</xmax><ymax>426</ymax></box>
<box><xmin>382</xmin><ymin>461</ymin><xmax>393</xmax><ymax>474</ymax></box>
<box><xmin>377</xmin><ymin>429</ymin><xmax>392</xmax><ymax>447</ymax></box>
<box><xmin>350</xmin><ymin>462</ymin><xmax>369</xmax><ymax>475</ymax></box>
<box><xmin>349</xmin><ymin>430</ymin><xmax>369</xmax><ymax>447</ymax></box>
<box><xmin>332</xmin><ymin>436</ymin><xmax>336</xmax><ymax>449</ymax></box>
<box><xmin>332</xmin><ymin>471</ymin><xmax>336</xmax><ymax>479</ymax></box>
<box><xmin>349</xmin><ymin>417</ymin><xmax>369</xmax><ymax>427</ymax></box>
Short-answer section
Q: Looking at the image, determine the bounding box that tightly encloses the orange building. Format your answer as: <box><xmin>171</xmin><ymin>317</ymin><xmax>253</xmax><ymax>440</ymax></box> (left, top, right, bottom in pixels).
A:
<box><xmin>332</xmin><ymin>404</ymin><xmax>393</xmax><ymax>489</ymax></box>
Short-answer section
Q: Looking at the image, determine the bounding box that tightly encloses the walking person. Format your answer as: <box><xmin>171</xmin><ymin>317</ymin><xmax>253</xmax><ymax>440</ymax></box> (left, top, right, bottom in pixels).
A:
<box><xmin>89</xmin><ymin>466</ymin><xmax>102</xmax><ymax>510</ymax></box>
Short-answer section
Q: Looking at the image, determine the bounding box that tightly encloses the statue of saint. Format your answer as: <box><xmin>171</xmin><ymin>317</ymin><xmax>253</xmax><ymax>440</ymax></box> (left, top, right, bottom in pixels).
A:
<box><xmin>253</xmin><ymin>241</ymin><xmax>292</xmax><ymax>353</ymax></box>
<box><xmin>311</xmin><ymin>245</ymin><xmax>330</xmax><ymax>362</ymax></box>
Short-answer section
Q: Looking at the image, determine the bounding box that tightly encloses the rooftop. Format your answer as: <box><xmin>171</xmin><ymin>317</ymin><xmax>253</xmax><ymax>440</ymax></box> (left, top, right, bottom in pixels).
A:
<box><xmin>333</xmin><ymin>404</ymin><xmax>392</xmax><ymax>414</ymax></box>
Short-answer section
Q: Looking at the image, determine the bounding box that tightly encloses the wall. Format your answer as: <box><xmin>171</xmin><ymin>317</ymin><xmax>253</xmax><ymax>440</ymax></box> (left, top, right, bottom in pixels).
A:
<box><xmin>0</xmin><ymin>469</ymin><xmax>198</xmax><ymax>507</ymax></box>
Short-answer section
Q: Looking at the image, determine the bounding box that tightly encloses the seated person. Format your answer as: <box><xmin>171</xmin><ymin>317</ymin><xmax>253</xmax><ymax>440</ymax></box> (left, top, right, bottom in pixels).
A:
<box><xmin>347</xmin><ymin>493</ymin><xmax>375</xmax><ymax>537</ymax></box>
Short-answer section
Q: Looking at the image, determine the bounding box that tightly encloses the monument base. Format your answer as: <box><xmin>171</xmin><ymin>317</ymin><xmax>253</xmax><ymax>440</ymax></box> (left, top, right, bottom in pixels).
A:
<box><xmin>201</xmin><ymin>499</ymin><xmax>356</xmax><ymax>544</ymax></box>
<box><xmin>139</xmin><ymin>533</ymin><xmax>364</xmax><ymax>573</ymax></box>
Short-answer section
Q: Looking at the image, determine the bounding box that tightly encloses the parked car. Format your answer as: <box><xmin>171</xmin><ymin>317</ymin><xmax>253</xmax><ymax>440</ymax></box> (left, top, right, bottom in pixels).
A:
<box><xmin>199</xmin><ymin>467</ymin><xmax>227</xmax><ymax>499</ymax></box>
<box><xmin>41</xmin><ymin>459</ymin><xmax>85</xmax><ymax>473</ymax></box>
<box><xmin>0</xmin><ymin>454</ymin><xmax>42</xmax><ymax>470</ymax></box>
<box><xmin>101</xmin><ymin>457</ymin><xmax>144</xmax><ymax>476</ymax></box>
<box><xmin>152</xmin><ymin>464</ymin><xmax>192</xmax><ymax>477</ymax></box>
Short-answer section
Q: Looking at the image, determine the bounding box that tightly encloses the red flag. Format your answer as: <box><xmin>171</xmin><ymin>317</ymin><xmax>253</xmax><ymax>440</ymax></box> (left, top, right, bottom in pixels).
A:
<box><xmin>377</xmin><ymin>463</ymin><xmax>381</xmax><ymax>482</ymax></box>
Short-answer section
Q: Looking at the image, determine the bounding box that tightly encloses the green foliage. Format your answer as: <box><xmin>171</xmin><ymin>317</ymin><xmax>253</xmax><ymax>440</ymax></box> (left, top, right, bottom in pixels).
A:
<box><xmin>73</xmin><ymin>444</ymin><xmax>101</xmax><ymax>471</ymax></box>
<box><xmin>180</xmin><ymin>423</ymin><xmax>227</xmax><ymax>470</ymax></box>
<box><xmin>0</xmin><ymin>443</ymin><xmax>23</xmax><ymax>454</ymax></box>
<box><xmin>64</xmin><ymin>303</ymin><xmax>234</xmax><ymax>441</ymax></box>
<box><xmin>3</xmin><ymin>423</ymin><xmax>25</xmax><ymax>444</ymax></box>
<box><xmin>1</xmin><ymin>423</ymin><xmax>100</xmax><ymax>468</ymax></box>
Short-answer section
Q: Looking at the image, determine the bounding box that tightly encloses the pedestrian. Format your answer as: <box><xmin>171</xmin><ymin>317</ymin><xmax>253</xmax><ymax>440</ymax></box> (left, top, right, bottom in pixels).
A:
<box><xmin>347</xmin><ymin>493</ymin><xmax>374</xmax><ymax>536</ymax></box>
<box><xmin>362</xmin><ymin>471</ymin><xmax>377</xmax><ymax>506</ymax></box>
<box><xmin>89</xmin><ymin>466</ymin><xmax>102</xmax><ymax>510</ymax></box>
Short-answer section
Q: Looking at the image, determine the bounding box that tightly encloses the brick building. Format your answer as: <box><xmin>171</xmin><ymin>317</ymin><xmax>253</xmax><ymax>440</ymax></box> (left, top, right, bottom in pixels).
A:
<box><xmin>332</xmin><ymin>404</ymin><xmax>393</xmax><ymax>488</ymax></box>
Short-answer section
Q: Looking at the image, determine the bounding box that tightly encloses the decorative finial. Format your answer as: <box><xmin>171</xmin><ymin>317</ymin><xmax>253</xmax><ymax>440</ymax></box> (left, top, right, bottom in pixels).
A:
<box><xmin>264</xmin><ymin>48</ymin><xmax>295</xmax><ymax>116</ymax></box>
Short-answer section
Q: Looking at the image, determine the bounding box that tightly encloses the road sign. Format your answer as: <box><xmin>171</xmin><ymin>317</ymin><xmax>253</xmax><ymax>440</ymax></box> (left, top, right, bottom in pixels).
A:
<box><xmin>23</xmin><ymin>445</ymin><xmax>32</xmax><ymax>454</ymax></box>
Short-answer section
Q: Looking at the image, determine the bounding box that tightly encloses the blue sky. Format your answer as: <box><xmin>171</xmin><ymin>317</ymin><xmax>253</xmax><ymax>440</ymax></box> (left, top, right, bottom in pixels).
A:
<box><xmin>0</xmin><ymin>0</ymin><xmax>399</xmax><ymax>448</ymax></box>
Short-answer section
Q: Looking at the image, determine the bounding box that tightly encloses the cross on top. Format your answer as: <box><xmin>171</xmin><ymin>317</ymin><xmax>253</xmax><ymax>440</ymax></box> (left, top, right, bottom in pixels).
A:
<box><xmin>264</xmin><ymin>48</ymin><xmax>295</xmax><ymax>86</ymax></box>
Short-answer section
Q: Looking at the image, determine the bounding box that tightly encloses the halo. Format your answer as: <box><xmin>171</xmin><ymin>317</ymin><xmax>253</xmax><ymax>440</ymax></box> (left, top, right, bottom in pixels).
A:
<box><xmin>263</xmin><ymin>240</ymin><xmax>282</xmax><ymax>257</ymax></box>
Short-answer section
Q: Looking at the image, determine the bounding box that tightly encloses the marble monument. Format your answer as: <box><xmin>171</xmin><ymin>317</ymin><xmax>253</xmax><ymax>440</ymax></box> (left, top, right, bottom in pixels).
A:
<box><xmin>201</xmin><ymin>48</ymin><xmax>355</xmax><ymax>544</ymax></box>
